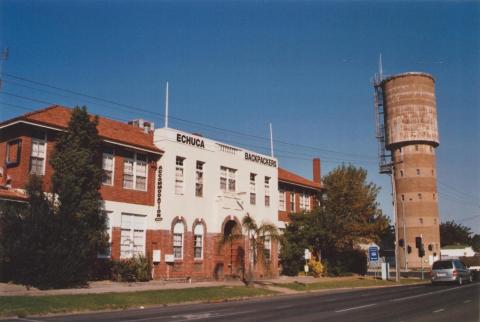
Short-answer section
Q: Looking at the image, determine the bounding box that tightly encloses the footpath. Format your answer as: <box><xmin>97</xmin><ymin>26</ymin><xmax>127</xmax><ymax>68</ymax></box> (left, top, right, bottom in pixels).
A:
<box><xmin>0</xmin><ymin>275</ymin><xmax>319</xmax><ymax>297</ymax></box>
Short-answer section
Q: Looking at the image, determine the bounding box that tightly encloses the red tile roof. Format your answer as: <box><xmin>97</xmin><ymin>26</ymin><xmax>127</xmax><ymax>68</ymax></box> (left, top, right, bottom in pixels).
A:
<box><xmin>0</xmin><ymin>188</ymin><xmax>28</xmax><ymax>202</ymax></box>
<box><xmin>1</xmin><ymin>105</ymin><xmax>162</xmax><ymax>154</ymax></box>
<box><xmin>278</xmin><ymin>167</ymin><xmax>322</xmax><ymax>190</ymax></box>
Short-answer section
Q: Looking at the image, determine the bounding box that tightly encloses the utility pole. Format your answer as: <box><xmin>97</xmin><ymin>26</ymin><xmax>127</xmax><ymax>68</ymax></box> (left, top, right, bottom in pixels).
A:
<box><xmin>269</xmin><ymin>123</ymin><xmax>274</xmax><ymax>157</ymax></box>
<box><xmin>402</xmin><ymin>200</ymin><xmax>408</xmax><ymax>271</ymax></box>
<box><xmin>164</xmin><ymin>81</ymin><xmax>169</xmax><ymax>128</ymax></box>
<box><xmin>390</xmin><ymin>163</ymin><xmax>400</xmax><ymax>283</ymax></box>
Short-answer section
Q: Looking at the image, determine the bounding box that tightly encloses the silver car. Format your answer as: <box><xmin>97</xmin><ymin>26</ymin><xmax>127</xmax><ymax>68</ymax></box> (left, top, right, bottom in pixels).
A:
<box><xmin>431</xmin><ymin>259</ymin><xmax>472</xmax><ymax>285</ymax></box>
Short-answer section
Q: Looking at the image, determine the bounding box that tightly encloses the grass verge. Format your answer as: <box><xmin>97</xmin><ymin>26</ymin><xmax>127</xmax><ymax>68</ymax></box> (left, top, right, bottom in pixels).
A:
<box><xmin>275</xmin><ymin>277</ymin><xmax>426</xmax><ymax>291</ymax></box>
<box><xmin>0</xmin><ymin>286</ymin><xmax>277</xmax><ymax>318</ymax></box>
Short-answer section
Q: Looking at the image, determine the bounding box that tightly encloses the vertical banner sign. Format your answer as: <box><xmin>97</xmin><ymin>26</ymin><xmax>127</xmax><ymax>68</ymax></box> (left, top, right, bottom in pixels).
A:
<box><xmin>156</xmin><ymin>165</ymin><xmax>162</xmax><ymax>220</ymax></box>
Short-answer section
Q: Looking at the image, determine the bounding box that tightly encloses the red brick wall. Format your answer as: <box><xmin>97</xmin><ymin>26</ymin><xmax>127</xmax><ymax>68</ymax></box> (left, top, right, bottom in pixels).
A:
<box><xmin>277</xmin><ymin>184</ymin><xmax>320</xmax><ymax>222</ymax></box>
<box><xmin>100</xmin><ymin>148</ymin><xmax>158</xmax><ymax>206</ymax></box>
<box><xmin>0</xmin><ymin>124</ymin><xmax>55</xmax><ymax>191</ymax></box>
<box><xmin>0</xmin><ymin>123</ymin><xmax>158</xmax><ymax>206</ymax></box>
<box><xmin>111</xmin><ymin>228</ymin><xmax>279</xmax><ymax>280</ymax></box>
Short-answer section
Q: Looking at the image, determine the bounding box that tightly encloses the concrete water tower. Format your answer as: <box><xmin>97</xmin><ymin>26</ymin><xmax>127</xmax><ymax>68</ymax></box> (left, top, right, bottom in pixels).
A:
<box><xmin>374</xmin><ymin>72</ymin><xmax>441</xmax><ymax>269</ymax></box>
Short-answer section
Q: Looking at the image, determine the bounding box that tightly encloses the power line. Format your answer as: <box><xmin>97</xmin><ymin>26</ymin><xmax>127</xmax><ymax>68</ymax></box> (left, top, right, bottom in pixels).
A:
<box><xmin>0</xmin><ymin>90</ymin><xmax>378</xmax><ymax>165</ymax></box>
<box><xmin>438</xmin><ymin>180</ymin><xmax>479</xmax><ymax>203</ymax></box>
<box><xmin>1</xmin><ymin>72</ymin><xmax>377</xmax><ymax>161</ymax></box>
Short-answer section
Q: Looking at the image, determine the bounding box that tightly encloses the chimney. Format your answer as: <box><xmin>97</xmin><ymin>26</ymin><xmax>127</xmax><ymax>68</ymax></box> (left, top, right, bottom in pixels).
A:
<box><xmin>313</xmin><ymin>158</ymin><xmax>321</xmax><ymax>185</ymax></box>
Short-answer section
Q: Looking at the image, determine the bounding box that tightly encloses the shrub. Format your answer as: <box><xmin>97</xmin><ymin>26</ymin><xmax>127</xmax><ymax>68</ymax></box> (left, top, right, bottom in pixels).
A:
<box><xmin>111</xmin><ymin>255</ymin><xmax>152</xmax><ymax>282</ymax></box>
<box><xmin>307</xmin><ymin>258</ymin><xmax>325</xmax><ymax>277</ymax></box>
<box><xmin>90</xmin><ymin>258</ymin><xmax>114</xmax><ymax>281</ymax></box>
<box><xmin>326</xmin><ymin>249</ymin><xmax>367</xmax><ymax>276</ymax></box>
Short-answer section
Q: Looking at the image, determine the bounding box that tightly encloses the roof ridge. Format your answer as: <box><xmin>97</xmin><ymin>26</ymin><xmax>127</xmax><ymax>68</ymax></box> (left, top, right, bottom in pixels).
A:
<box><xmin>278</xmin><ymin>167</ymin><xmax>322</xmax><ymax>189</ymax></box>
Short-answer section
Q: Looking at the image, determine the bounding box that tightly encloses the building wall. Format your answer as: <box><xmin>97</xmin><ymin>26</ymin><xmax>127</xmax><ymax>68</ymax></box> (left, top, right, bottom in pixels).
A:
<box><xmin>0</xmin><ymin>123</ymin><xmax>159</xmax><ymax>206</ymax></box>
<box><xmin>278</xmin><ymin>183</ymin><xmax>319</xmax><ymax>222</ymax></box>
<box><xmin>145</xmin><ymin>128</ymin><xmax>280</xmax><ymax>279</ymax></box>
<box><xmin>1</xmin><ymin>121</ymin><xmax>282</xmax><ymax>280</ymax></box>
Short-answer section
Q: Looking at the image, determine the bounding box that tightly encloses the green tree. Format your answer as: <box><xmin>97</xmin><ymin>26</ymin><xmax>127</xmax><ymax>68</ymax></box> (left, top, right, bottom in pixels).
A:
<box><xmin>322</xmin><ymin>165</ymin><xmax>388</xmax><ymax>249</ymax></box>
<box><xmin>440</xmin><ymin>220</ymin><xmax>473</xmax><ymax>247</ymax></box>
<box><xmin>48</xmin><ymin>106</ymin><xmax>108</xmax><ymax>287</ymax></box>
<box><xmin>280</xmin><ymin>165</ymin><xmax>389</xmax><ymax>276</ymax></box>
<box><xmin>472</xmin><ymin>234</ymin><xmax>480</xmax><ymax>253</ymax></box>
<box><xmin>0</xmin><ymin>175</ymin><xmax>54</xmax><ymax>286</ymax></box>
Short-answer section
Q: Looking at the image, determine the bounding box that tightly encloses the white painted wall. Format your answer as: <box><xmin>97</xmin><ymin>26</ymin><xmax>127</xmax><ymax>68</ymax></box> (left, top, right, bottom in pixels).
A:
<box><xmin>440</xmin><ymin>246</ymin><xmax>476</xmax><ymax>259</ymax></box>
<box><xmin>153</xmin><ymin>127</ymin><xmax>280</xmax><ymax>234</ymax></box>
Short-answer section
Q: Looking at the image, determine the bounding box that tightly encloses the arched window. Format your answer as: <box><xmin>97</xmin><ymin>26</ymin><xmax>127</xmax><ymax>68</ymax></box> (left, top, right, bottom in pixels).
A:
<box><xmin>173</xmin><ymin>221</ymin><xmax>185</xmax><ymax>260</ymax></box>
<box><xmin>193</xmin><ymin>223</ymin><xmax>204</xmax><ymax>260</ymax></box>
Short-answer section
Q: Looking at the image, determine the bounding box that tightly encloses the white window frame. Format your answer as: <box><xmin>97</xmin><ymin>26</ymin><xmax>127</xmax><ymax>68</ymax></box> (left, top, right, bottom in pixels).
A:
<box><xmin>300</xmin><ymin>193</ymin><xmax>311</xmax><ymax>211</ymax></box>
<box><xmin>175</xmin><ymin>157</ymin><xmax>185</xmax><ymax>195</ymax></box>
<box><xmin>195</xmin><ymin>161</ymin><xmax>204</xmax><ymax>197</ymax></box>
<box><xmin>250</xmin><ymin>173</ymin><xmax>256</xmax><ymax>205</ymax></box>
<box><xmin>123</xmin><ymin>152</ymin><xmax>148</xmax><ymax>191</ymax></box>
<box><xmin>120</xmin><ymin>213</ymin><xmax>146</xmax><ymax>259</ymax></box>
<box><xmin>279</xmin><ymin>190</ymin><xmax>286</xmax><ymax>211</ymax></box>
<box><xmin>264</xmin><ymin>176</ymin><xmax>271</xmax><ymax>207</ymax></box>
<box><xmin>193</xmin><ymin>223</ymin><xmax>204</xmax><ymax>260</ymax></box>
<box><xmin>30</xmin><ymin>134</ymin><xmax>47</xmax><ymax>175</ymax></box>
<box><xmin>220</xmin><ymin>166</ymin><xmax>236</xmax><ymax>192</ymax></box>
<box><xmin>173</xmin><ymin>221</ymin><xmax>185</xmax><ymax>260</ymax></box>
<box><xmin>290</xmin><ymin>192</ymin><xmax>295</xmax><ymax>212</ymax></box>
<box><xmin>102</xmin><ymin>149</ymin><xmax>115</xmax><ymax>186</ymax></box>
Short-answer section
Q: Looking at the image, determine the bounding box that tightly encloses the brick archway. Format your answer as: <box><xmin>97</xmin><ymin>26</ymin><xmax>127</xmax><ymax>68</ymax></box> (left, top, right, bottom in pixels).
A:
<box><xmin>219</xmin><ymin>215</ymin><xmax>245</xmax><ymax>278</ymax></box>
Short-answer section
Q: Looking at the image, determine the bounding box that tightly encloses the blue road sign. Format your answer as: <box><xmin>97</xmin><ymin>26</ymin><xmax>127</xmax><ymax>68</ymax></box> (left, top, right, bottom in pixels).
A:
<box><xmin>369</xmin><ymin>246</ymin><xmax>379</xmax><ymax>261</ymax></box>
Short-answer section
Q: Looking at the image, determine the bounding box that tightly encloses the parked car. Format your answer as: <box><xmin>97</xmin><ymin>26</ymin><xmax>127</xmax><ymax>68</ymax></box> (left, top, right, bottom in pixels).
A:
<box><xmin>460</xmin><ymin>256</ymin><xmax>480</xmax><ymax>281</ymax></box>
<box><xmin>430</xmin><ymin>259</ymin><xmax>472</xmax><ymax>285</ymax></box>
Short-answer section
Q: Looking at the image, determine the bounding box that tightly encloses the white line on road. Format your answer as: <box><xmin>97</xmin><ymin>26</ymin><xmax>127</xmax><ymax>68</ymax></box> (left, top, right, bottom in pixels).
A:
<box><xmin>464</xmin><ymin>299</ymin><xmax>471</xmax><ymax>304</ymax></box>
<box><xmin>433</xmin><ymin>308</ymin><xmax>445</xmax><ymax>313</ymax></box>
<box><xmin>123</xmin><ymin>309</ymin><xmax>256</xmax><ymax>322</ymax></box>
<box><xmin>391</xmin><ymin>283</ymin><xmax>477</xmax><ymax>302</ymax></box>
<box><xmin>276</xmin><ymin>305</ymin><xmax>294</xmax><ymax>309</ymax></box>
<box><xmin>335</xmin><ymin>303</ymin><xmax>377</xmax><ymax>313</ymax></box>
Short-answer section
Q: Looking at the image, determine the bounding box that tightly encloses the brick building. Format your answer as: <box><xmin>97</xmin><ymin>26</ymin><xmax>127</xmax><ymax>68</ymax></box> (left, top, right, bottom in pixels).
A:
<box><xmin>0</xmin><ymin>105</ymin><xmax>297</xmax><ymax>280</ymax></box>
<box><xmin>277</xmin><ymin>158</ymin><xmax>323</xmax><ymax>223</ymax></box>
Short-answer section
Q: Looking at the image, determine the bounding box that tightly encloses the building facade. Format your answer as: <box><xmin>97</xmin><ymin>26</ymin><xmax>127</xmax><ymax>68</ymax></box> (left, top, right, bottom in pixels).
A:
<box><xmin>1</xmin><ymin>105</ymin><xmax>286</xmax><ymax>280</ymax></box>
<box><xmin>277</xmin><ymin>158</ymin><xmax>323</xmax><ymax>223</ymax></box>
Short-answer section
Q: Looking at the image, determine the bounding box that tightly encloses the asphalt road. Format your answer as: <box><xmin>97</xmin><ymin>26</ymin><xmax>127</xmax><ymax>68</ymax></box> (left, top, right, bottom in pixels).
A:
<box><xmin>8</xmin><ymin>281</ymin><xmax>480</xmax><ymax>322</ymax></box>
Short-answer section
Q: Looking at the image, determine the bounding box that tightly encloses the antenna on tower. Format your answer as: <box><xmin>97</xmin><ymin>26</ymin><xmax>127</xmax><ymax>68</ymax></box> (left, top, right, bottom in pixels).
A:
<box><xmin>379</xmin><ymin>53</ymin><xmax>383</xmax><ymax>80</ymax></box>
<box><xmin>164</xmin><ymin>81</ymin><xmax>169</xmax><ymax>128</ymax></box>
<box><xmin>269</xmin><ymin>122</ymin><xmax>274</xmax><ymax>157</ymax></box>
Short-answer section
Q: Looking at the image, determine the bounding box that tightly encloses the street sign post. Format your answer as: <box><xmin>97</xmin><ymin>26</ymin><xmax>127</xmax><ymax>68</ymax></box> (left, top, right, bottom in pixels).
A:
<box><xmin>369</xmin><ymin>246</ymin><xmax>380</xmax><ymax>280</ymax></box>
<box><xmin>369</xmin><ymin>246</ymin><xmax>379</xmax><ymax>262</ymax></box>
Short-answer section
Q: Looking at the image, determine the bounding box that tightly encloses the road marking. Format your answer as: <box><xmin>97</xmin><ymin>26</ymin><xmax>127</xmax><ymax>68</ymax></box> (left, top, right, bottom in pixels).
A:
<box><xmin>335</xmin><ymin>303</ymin><xmax>377</xmax><ymax>313</ymax></box>
<box><xmin>464</xmin><ymin>299</ymin><xmax>471</xmax><ymax>304</ymax></box>
<box><xmin>433</xmin><ymin>308</ymin><xmax>445</xmax><ymax>313</ymax></box>
<box><xmin>391</xmin><ymin>283</ymin><xmax>477</xmax><ymax>302</ymax></box>
<box><xmin>123</xmin><ymin>309</ymin><xmax>256</xmax><ymax>322</ymax></box>
<box><xmin>276</xmin><ymin>305</ymin><xmax>294</xmax><ymax>309</ymax></box>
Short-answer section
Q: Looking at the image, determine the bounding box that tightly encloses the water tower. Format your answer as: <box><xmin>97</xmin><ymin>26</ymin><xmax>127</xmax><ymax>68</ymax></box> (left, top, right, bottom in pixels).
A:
<box><xmin>374</xmin><ymin>71</ymin><xmax>441</xmax><ymax>269</ymax></box>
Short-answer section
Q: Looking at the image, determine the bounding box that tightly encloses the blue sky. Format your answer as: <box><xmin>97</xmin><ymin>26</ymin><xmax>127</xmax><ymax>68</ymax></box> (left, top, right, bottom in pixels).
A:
<box><xmin>1</xmin><ymin>1</ymin><xmax>479</xmax><ymax>232</ymax></box>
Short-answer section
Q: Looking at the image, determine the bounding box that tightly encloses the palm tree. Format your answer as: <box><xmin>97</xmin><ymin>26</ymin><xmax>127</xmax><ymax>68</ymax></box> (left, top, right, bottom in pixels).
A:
<box><xmin>242</xmin><ymin>215</ymin><xmax>280</xmax><ymax>284</ymax></box>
